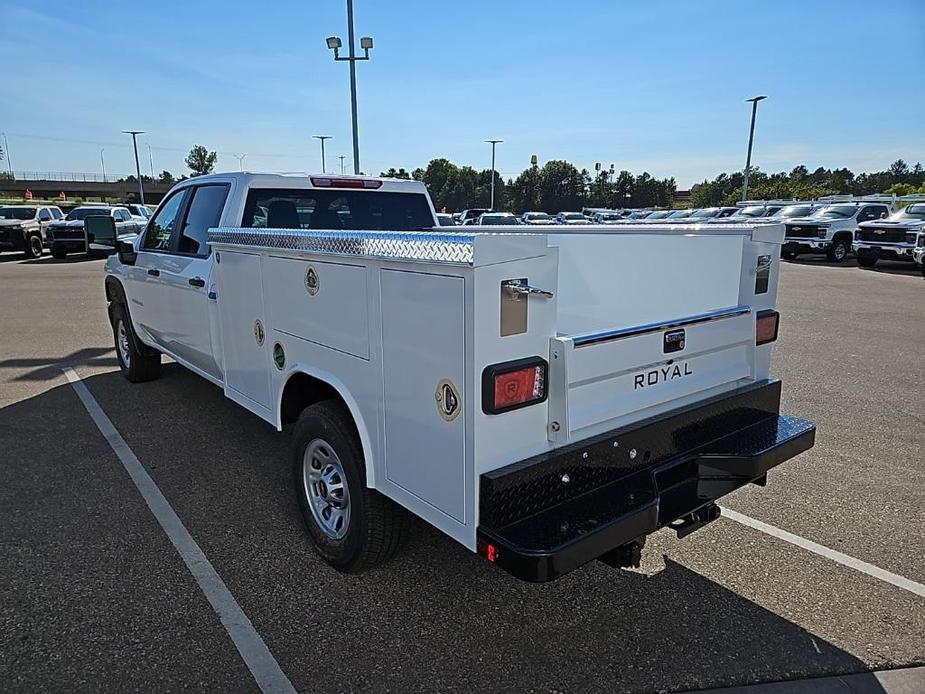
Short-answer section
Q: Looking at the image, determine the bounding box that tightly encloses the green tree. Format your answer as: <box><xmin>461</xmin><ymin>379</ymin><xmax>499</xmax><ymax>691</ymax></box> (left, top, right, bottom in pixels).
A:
<box><xmin>884</xmin><ymin>182</ymin><xmax>917</xmax><ymax>196</ymax></box>
<box><xmin>537</xmin><ymin>160</ymin><xmax>585</xmax><ymax>212</ymax></box>
<box><xmin>185</xmin><ymin>145</ymin><xmax>217</xmax><ymax>177</ymax></box>
<box><xmin>157</xmin><ymin>170</ymin><xmax>175</xmax><ymax>185</ymax></box>
<box><xmin>888</xmin><ymin>159</ymin><xmax>909</xmax><ymax>180</ymax></box>
<box><xmin>380</xmin><ymin>167</ymin><xmax>411</xmax><ymax>179</ymax></box>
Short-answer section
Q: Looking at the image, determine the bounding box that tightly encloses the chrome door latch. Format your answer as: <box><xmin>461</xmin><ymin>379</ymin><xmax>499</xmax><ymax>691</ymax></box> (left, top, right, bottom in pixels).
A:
<box><xmin>502</xmin><ymin>279</ymin><xmax>554</xmax><ymax>300</ymax></box>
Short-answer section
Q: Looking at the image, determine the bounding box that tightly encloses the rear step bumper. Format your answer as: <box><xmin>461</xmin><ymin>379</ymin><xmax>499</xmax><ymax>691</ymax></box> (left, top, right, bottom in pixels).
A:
<box><xmin>476</xmin><ymin>379</ymin><xmax>815</xmax><ymax>582</ymax></box>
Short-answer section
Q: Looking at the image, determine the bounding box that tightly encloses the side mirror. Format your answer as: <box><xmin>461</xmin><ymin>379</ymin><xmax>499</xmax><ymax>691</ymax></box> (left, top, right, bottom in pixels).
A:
<box><xmin>118</xmin><ymin>239</ymin><xmax>137</xmax><ymax>265</ymax></box>
<box><xmin>880</xmin><ymin>212</ymin><xmax>888</xmax><ymax>219</ymax></box>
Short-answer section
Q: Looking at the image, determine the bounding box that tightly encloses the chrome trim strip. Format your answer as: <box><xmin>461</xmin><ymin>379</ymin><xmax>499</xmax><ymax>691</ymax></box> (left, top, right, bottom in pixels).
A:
<box><xmin>572</xmin><ymin>305</ymin><xmax>752</xmax><ymax>348</ymax></box>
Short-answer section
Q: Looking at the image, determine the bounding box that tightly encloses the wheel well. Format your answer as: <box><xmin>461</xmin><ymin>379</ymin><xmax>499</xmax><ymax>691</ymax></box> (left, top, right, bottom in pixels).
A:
<box><xmin>833</xmin><ymin>231</ymin><xmax>853</xmax><ymax>243</ymax></box>
<box><xmin>280</xmin><ymin>372</ymin><xmax>345</xmax><ymax>426</ymax></box>
<box><xmin>105</xmin><ymin>277</ymin><xmax>124</xmax><ymax>303</ymax></box>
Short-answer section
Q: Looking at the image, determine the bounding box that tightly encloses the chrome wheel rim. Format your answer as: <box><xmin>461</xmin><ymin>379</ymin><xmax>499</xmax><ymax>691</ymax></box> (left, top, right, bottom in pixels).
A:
<box><xmin>302</xmin><ymin>438</ymin><xmax>351</xmax><ymax>539</ymax></box>
<box><xmin>117</xmin><ymin>320</ymin><xmax>131</xmax><ymax>368</ymax></box>
<box><xmin>834</xmin><ymin>243</ymin><xmax>846</xmax><ymax>260</ymax></box>
<box><xmin>30</xmin><ymin>236</ymin><xmax>42</xmax><ymax>256</ymax></box>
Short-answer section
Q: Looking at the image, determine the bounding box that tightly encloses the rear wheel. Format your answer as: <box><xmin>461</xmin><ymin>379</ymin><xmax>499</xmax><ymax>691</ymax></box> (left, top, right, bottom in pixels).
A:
<box><xmin>110</xmin><ymin>302</ymin><xmax>161</xmax><ymax>382</ymax></box>
<box><xmin>24</xmin><ymin>234</ymin><xmax>44</xmax><ymax>259</ymax></box>
<box><xmin>857</xmin><ymin>252</ymin><xmax>878</xmax><ymax>268</ymax></box>
<box><xmin>826</xmin><ymin>238</ymin><xmax>850</xmax><ymax>263</ymax></box>
<box><xmin>292</xmin><ymin>401</ymin><xmax>408</xmax><ymax>573</ymax></box>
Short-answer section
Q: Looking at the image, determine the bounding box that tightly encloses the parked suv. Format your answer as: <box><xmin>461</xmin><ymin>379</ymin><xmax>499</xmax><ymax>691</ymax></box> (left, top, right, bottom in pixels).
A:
<box><xmin>854</xmin><ymin>203</ymin><xmax>925</xmax><ymax>269</ymax></box>
<box><xmin>782</xmin><ymin>202</ymin><xmax>891</xmax><ymax>262</ymax></box>
<box><xmin>48</xmin><ymin>206</ymin><xmax>145</xmax><ymax>259</ymax></box>
<box><xmin>0</xmin><ymin>205</ymin><xmax>64</xmax><ymax>258</ymax></box>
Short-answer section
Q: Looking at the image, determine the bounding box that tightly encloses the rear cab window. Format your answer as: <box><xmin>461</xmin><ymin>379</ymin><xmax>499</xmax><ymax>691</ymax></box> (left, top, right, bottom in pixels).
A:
<box><xmin>241</xmin><ymin>188</ymin><xmax>435</xmax><ymax>231</ymax></box>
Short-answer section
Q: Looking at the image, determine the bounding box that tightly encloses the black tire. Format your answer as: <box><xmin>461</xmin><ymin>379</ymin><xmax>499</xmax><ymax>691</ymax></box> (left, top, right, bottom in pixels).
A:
<box><xmin>826</xmin><ymin>238</ymin><xmax>850</xmax><ymax>263</ymax></box>
<box><xmin>781</xmin><ymin>250</ymin><xmax>797</xmax><ymax>261</ymax></box>
<box><xmin>24</xmin><ymin>234</ymin><xmax>44</xmax><ymax>259</ymax></box>
<box><xmin>110</xmin><ymin>302</ymin><xmax>161</xmax><ymax>382</ymax></box>
<box><xmin>292</xmin><ymin>401</ymin><xmax>408</xmax><ymax>573</ymax></box>
<box><xmin>51</xmin><ymin>249</ymin><xmax>67</xmax><ymax>260</ymax></box>
<box><xmin>857</xmin><ymin>252</ymin><xmax>878</xmax><ymax>268</ymax></box>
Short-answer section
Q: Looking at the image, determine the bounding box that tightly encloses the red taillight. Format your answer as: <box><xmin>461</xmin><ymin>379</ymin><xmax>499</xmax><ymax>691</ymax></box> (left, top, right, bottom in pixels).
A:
<box><xmin>756</xmin><ymin>309</ymin><xmax>780</xmax><ymax>345</ymax></box>
<box><xmin>310</xmin><ymin>176</ymin><xmax>382</xmax><ymax>189</ymax></box>
<box><xmin>482</xmin><ymin>357</ymin><xmax>548</xmax><ymax>414</ymax></box>
<box><xmin>478</xmin><ymin>539</ymin><xmax>498</xmax><ymax>563</ymax></box>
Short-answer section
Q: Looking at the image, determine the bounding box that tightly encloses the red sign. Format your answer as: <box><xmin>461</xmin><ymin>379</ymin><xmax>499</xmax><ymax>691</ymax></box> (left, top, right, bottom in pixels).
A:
<box><xmin>59</xmin><ymin>191</ymin><xmax>67</xmax><ymax>201</ymax></box>
<box><xmin>24</xmin><ymin>189</ymin><xmax>32</xmax><ymax>200</ymax></box>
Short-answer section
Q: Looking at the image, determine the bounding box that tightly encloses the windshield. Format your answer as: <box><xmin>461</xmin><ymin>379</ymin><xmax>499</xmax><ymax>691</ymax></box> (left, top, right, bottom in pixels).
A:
<box><xmin>561</xmin><ymin>213</ymin><xmax>584</xmax><ymax>220</ymax></box>
<box><xmin>646</xmin><ymin>211</ymin><xmax>671</xmax><ymax>219</ymax></box>
<box><xmin>779</xmin><ymin>205</ymin><xmax>815</xmax><ymax>218</ymax></box>
<box><xmin>526</xmin><ymin>213</ymin><xmax>552</xmax><ymax>220</ymax></box>
<box><xmin>627</xmin><ymin>211</ymin><xmax>650</xmax><ymax>219</ymax></box>
<box><xmin>481</xmin><ymin>215</ymin><xmax>517</xmax><ymax>225</ymax></box>
<box><xmin>66</xmin><ymin>207</ymin><xmax>110</xmax><ymax>221</ymax></box>
<box><xmin>734</xmin><ymin>205</ymin><xmax>766</xmax><ymax>218</ymax></box>
<box><xmin>436</xmin><ymin>214</ymin><xmax>455</xmax><ymax>226</ymax></box>
<box><xmin>0</xmin><ymin>207</ymin><xmax>37</xmax><ymax>221</ymax></box>
<box><xmin>888</xmin><ymin>204</ymin><xmax>925</xmax><ymax>222</ymax></box>
<box><xmin>813</xmin><ymin>205</ymin><xmax>856</xmax><ymax>219</ymax></box>
<box><xmin>689</xmin><ymin>208</ymin><xmax>720</xmax><ymax>218</ymax></box>
<box><xmin>667</xmin><ymin>210</ymin><xmax>692</xmax><ymax>218</ymax></box>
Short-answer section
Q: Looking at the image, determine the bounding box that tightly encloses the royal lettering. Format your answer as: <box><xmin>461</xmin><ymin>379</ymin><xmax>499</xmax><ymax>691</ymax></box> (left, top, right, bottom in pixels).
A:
<box><xmin>634</xmin><ymin>362</ymin><xmax>693</xmax><ymax>390</ymax></box>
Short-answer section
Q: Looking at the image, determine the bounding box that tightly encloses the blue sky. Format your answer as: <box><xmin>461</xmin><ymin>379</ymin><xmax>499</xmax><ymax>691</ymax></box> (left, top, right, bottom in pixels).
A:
<box><xmin>3</xmin><ymin>0</ymin><xmax>923</xmax><ymax>187</ymax></box>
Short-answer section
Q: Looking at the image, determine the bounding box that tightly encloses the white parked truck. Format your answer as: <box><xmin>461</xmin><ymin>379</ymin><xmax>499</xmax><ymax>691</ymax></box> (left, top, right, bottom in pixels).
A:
<box><xmin>782</xmin><ymin>201</ymin><xmax>891</xmax><ymax>262</ymax></box>
<box><xmin>104</xmin><ymin>172</ymin><xmax>815</xmax><ymax>582</ymax></box>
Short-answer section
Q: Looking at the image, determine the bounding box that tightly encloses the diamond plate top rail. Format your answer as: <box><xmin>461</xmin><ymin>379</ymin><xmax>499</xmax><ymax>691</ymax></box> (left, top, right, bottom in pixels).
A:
<box><xmin>207</xmin><ymin>227</ymin><xmax>475</xmax><ymax>265</ymax></box>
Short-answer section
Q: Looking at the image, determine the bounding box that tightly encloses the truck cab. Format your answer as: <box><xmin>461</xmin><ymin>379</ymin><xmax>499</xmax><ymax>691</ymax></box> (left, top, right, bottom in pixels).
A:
<box><xmin>783</xmin><ymin>202</ymin><xmax>891</xmax><ymax>262</ymax></box>
<box><xmin>104</xmin><ymin>172</ymin><xmax>814</xmax><ymax>582</ymax></box>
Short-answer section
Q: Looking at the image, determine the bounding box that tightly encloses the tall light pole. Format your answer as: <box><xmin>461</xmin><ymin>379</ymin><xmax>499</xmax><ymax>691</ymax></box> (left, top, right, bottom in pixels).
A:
<box><xmin>100</xmin><ymin>149</ymin><xmax>107</xmax><ymax>182</ymax></box>
<box><xmin>326</xmin><ymin>0</ymin><xmax>373</xmax><ymax>175</ymax></box>
<box><xmin>146</xmin><ymin>143</ymin><xmax>155</xmax><ymax>178</ymax></box>
<box><xmin>485</xmin><ymin>139</ymin><xmax>503</xmax><ymax>209</ymax></box>
<box><xmin>235</xmin><ymin>153</ymin><xmax>247</xmax><ymax>171</ymax></box>
<box><xmin>741</xmin><ymin>95</ymin><xmax>767</xmax><ymax>202</ymax></box>
<box><xmin>1</xmin><ymin>132</ymin><xmax>12</xmax><ymax>179</ymax></box>
<box><xmin>313</xmin><ymin>135</ymin><xmax>332</xmax><ymax>173</ymax></box>
<box><xmin>122</xmin><ymin>130</ymin><xmax>145</xmax><ymax>204</ymax></box>
<box><xmin>339</xmin><ymin>155</ymin><xmax>346</xmax><ymax>174</ymax></box>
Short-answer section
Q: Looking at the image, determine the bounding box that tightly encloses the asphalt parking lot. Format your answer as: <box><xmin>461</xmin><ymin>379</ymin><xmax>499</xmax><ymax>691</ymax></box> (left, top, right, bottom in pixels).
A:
<box><xmin>1</xmin><ymin>252</ymin><xmax>923</xmax><ymax>693</ymax></box>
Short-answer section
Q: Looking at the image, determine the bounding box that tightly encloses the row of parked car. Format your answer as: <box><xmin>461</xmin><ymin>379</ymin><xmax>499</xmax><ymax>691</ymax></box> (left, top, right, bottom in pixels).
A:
<box><xmin>435</xmin><ymin>198</ymin><xmax>925</xmax><ymax>275</ymax></box>
<box><xmin>0</xmin><ymin>203</ymin><xmax>151</xmax><ymax>259</ymax></box>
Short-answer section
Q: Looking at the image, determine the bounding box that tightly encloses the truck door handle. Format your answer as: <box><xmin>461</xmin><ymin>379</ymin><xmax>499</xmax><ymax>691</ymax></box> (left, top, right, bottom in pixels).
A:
<box><xmin>188</xmin><ymin>277</ymin><xmax>205</xmax><ymax>288</ymax></box>
<box><xmin>147</xmin><ymin>268</ymin><xmax>160</xmax><ymax>277</ymax></box>
<box><xmin>502</xmin><ymin>279</ymin><xmax>554</xmax><ymax>299</ymax></box>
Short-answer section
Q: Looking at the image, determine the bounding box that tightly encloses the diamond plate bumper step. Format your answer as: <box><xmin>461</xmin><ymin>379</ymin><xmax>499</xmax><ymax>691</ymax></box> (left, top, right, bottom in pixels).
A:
<box><xmin>476</xmin><ymin>380</ymin><xmax>815</xmax><ymax>582</ymax></box>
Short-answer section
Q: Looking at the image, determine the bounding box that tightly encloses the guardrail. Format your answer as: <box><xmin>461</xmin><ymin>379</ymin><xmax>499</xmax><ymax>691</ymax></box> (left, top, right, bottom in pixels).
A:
<box><xmin>9</xmin><ymin>171</ymin><xmax>137</xmax><ymax>182</ymax></box>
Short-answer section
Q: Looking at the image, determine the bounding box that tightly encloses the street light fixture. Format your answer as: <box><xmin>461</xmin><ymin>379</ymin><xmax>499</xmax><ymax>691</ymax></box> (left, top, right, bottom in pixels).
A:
<box><xmin>122</xmin><ymin>130</ymin><xmax>145</xmax><ymax>204</ymax></box>
<box><xmin>339</xmin><ymin>155</ymin><xmax>346</xmax><ymax>174</ymax></box>
<box><xmin>485</xmin><ymin>139</ymin><xmax>503</xmax><ymax>209</ymax></box>
<box><xmin>313</xmin><ymin>135</ymin><xmax>332</xmax><ymax>173</ymax></box>
<box><xmin>1</xmin><ymin>132</ymin><xmax>13</xmax><ymax>179</ymax></box>
<box><xmin>741</xmin><ymin>95</ymin><xmax>767</xmax><ymax>202</ymax></box>
<box><xmin>100</xmin><ymin>149</ymin><xmax>106</xmax><ymax>182</ymax></box>
<box><xmin>325</xmin><ymin>0</ymin><xmax>373</xmax><ymax>175</ymax></box>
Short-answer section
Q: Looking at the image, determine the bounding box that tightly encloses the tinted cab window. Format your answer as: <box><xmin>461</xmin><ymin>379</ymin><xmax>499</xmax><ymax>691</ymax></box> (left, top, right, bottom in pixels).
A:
<box><xmin>179</xmin><ymin>185</ymin><xmax>229</xmax><ymax>255</ymax></box>
<box><xmin>143</xmin><ymin>191</ymin><xmax>186</xmax><ymax>251</ymax></box>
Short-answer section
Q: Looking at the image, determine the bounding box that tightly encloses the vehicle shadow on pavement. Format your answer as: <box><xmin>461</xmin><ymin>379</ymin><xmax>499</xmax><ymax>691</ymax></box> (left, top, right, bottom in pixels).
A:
<box><xmin>0</xmin><ymin>347</ymin><xmax>117</xmax><ymax>381</ymax></box>
<box><xmin>0</xmin><ymin>365</ymin><xmax>884</xmax><ymax>693</ymax></box>
<box><xmin>23</xmin><ymin>255</ymin><xmax>105</xmax><ymax>266</ymax></box>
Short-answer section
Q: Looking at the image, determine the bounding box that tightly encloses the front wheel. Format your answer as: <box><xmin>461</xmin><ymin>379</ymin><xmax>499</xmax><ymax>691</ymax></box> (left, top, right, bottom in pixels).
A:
<box><xmin>826</xmin><ymin>239</ymin><xmax>850</xmax><ymax>263</ymax></box>
<box><xmin>24</xmin><ymin>234</ymin><xmax>44</xmax><ymax>259</ymax></box>
<box><xmin>857</xmin><ymin>252</ymin><xmax>878</xmax><ymax>268</ymax></box>
<box><xmin>292</xmin><ymin>401</ymin><xmax>408</xmax><ymax>573</ymax></box>
<box><xmin>110</xmin><ymin>302</ymin><xmax>161</xmax><ymax>382</ymax></box>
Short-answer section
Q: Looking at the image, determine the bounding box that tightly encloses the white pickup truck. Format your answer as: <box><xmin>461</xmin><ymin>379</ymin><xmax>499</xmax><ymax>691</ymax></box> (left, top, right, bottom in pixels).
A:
<box><xmin>104</xmin><ymin>172</ymin><xmax>815</xmax><ymax>582</ymax></box>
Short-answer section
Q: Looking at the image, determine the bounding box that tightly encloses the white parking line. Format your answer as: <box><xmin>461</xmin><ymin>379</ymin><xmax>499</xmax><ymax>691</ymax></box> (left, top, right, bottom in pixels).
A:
<box><xmin>63</xmin><ymin>367</ymin><xmax>296</xmax><ymax>694</ymax></box>
<box><xmin>721</xmin><ymin>507</ymin><xmax>925</xmax><ymax>599</ymax></box>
